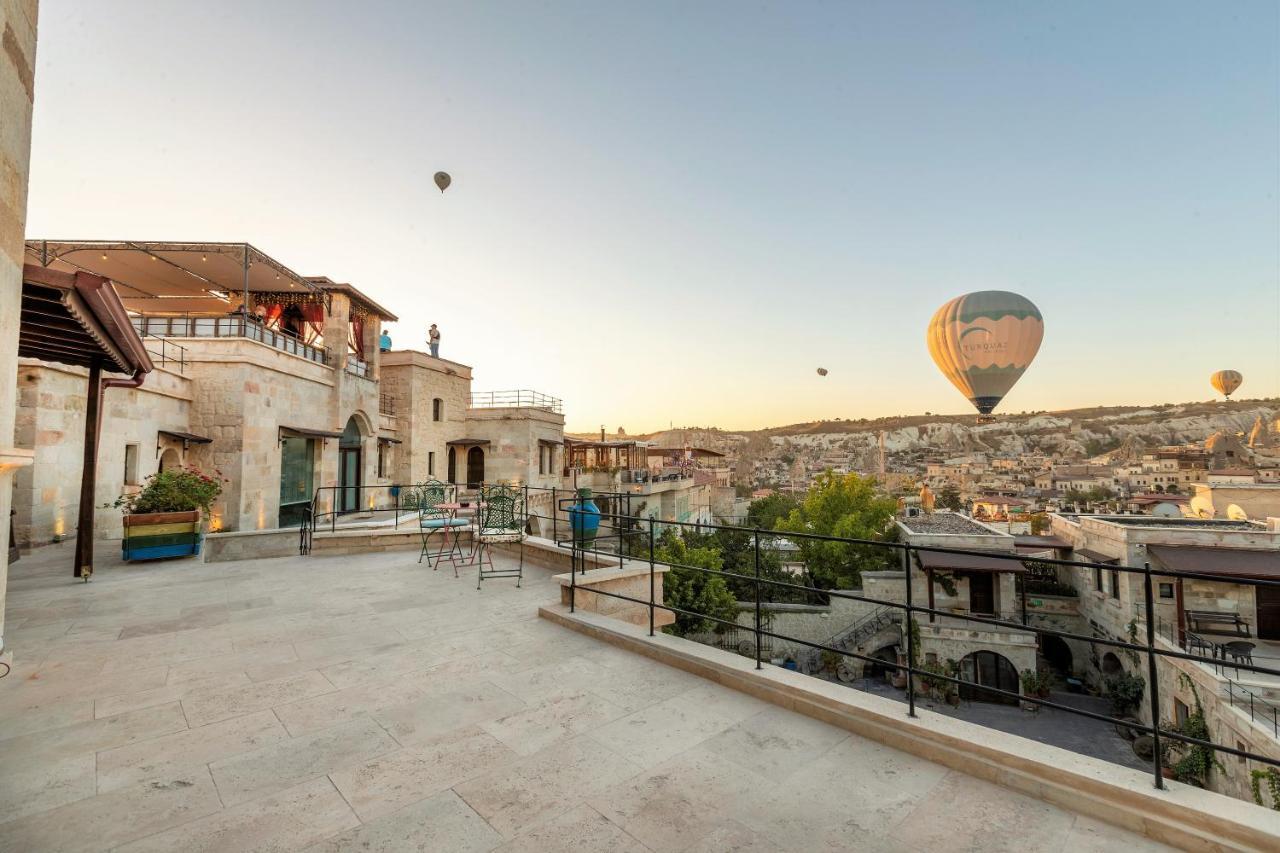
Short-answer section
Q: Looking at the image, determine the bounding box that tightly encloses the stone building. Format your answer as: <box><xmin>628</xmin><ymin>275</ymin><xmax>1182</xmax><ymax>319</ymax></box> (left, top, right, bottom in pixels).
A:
<box><xmin>11</xmin><ymin>241</ymin><xmax>566</xmax><ymax>546</ymax></box>
<box><xmin>0</xmin><ymin>0</ymin><xmax>38</xmax><ymax>668</ymax></box>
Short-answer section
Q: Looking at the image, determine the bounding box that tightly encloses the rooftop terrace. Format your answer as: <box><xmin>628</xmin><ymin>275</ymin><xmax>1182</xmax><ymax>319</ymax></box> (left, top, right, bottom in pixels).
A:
<box><xmin>0</xmin><ymin>543</ymin><xmax>1169</xmax><ymax>851</ymax></box>
<box><xmin>896</xmin><ymin>511</ymin><xmax>1004</xmax><ymax>536</ymax></box>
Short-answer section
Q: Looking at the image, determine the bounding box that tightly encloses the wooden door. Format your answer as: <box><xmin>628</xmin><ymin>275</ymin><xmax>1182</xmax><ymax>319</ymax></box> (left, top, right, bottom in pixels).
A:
<box><xmin>969</xmin><ymin>572</ymin><xmax>995</xmax><ymax>615</ymax></box>
<box><xmin>1257</xmin><ymin>585</ymin><xmax>1280</xmax><ymax>640</ymax></box>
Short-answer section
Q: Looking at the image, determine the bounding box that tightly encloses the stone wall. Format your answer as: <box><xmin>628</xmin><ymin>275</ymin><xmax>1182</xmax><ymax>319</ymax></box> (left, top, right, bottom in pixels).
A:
<box><xmin>13</xmin><ymin>360</ymin><xmax>192</xmax><ymax>544</ymax></box>
<box><xmin>379</xmin><ymin>350</ymin><xmax>471</xmax><ymax>486</ymax></box>
<box><xmin>463</xmin><ymin>405</ymin><xmax>564</xmax><ymax>491</ymax></box>
<box><xmin>0</xmin><ymin>0</ymin><xmax>38</xmax><ymax>654</ymax></box>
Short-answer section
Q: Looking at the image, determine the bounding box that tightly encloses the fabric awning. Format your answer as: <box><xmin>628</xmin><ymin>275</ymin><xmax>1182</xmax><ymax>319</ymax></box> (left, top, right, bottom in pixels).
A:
<box><xmin>446</xmin><ymin>438</ymin><xmax>491</xmax><ymax>446</ymax></box>
<box><xmin>158</xmin><ymin>430</ymin><xmax>212</xmax><ymax>445</ymax></box>
<box><xmin>1147</xmin><ymin>545</ymin><xmax>1280</xmax><ymax>580</ymax></box>
<box><xmin>279</xmin><ymin>425</ymin><xmax>343</xmax><ymax>442</ymax></box>
<box><xmin>1075</xmin><ymin>548</ymin><xmax>1119</xmax><ymax>565</ymax></box>
<box><xmin>914</xmin><ymin>550</ymin><xmax>1027</xmax><ymax>574</ymax></box>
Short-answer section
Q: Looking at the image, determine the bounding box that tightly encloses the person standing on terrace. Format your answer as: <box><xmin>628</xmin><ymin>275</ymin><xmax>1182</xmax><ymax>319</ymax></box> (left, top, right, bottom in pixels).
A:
<box><xmin>428</xmin><ymin>323</ymin><xmax>440</xmax><ymax>357</ymax></box>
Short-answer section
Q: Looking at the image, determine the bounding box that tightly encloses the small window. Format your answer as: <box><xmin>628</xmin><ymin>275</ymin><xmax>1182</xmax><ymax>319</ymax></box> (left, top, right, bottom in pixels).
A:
<box><xmin>1237</xmin><ymin>741</ymin><xmax>1249</xmax><ymax>764</ymax></box>
<box><xmin>1094</xmin><ymin>567</ymin><xmax>1104</xmax><ymax>592</ymax></box>
<box><xmin>538</xmin><ymin>445</ymin><xmax>546</xmax><ymax>475</ymax></box>
<box><xmin>1174</xmin><ymin>698</ymin><xmax>1190</xmax><ymax>727</ymax></box>
<box><xmin>432</xmin><ymin>398</ymin><xmax>443</xmax><ymax>422</ymax></box>
<box><xmin>377</xmin><ymin>443</ymin><xmax>387</xmax><ymax>478</ymax></box>
<box><xmin>428</xmin><ymin>451</ymin><xmax>435</xmax><ymax>476</ymax></box>
<box><xmin>1158</xmin><ymin>582</ymin><xmax>1174</xmax><ymax>599</ymax></box>
<box><xmin>124</xmin><ymin>443</ymin><xmax>140</xmax><ymax>485</ymax></box>
<box><xmin>1109</xmin><ymin>570</ymin><xmax>1120</xmax><ymax>600</ymax></box>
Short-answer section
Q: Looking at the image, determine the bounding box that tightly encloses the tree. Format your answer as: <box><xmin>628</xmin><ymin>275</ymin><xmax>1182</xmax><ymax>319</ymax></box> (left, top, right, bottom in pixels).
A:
<box><xmin>746</xmin><ymin>493</ymin><xmax>800</xmax><ymax>530</ymax></box>
<box><xmin>655</xmin><ymin>529</ymin><xmax>739</xmax><ymax>637</ymax></box>
<box><xmin>936</xmin><ymin>484</ymin><xmax>963</xmax><ymax>511</ymax></box>
<box><xmin>775</xmin><ymin>471</ymin><xmax>899</xmax><ymax>590</ymax></box>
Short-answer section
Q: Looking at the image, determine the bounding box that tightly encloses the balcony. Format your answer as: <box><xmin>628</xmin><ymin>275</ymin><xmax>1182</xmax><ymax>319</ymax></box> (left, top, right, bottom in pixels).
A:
<box><xmin>131</xmin><ymin>314</ymin><xmax>326</xmax><ymax>364</ymax></box>
<box><xmin>469</xmin><ymin>389</ymin><xmax>562</xmax><ymax>413</ymax></box>
<box><xmin>0</xmin><ymin>542</ymin><xmax>1188</xmax><ymax>851</ymax></box>
<box><xmin>345</xmin><ymin>354</ymin><xmax>370</xmax><ymax>379</ymax></box>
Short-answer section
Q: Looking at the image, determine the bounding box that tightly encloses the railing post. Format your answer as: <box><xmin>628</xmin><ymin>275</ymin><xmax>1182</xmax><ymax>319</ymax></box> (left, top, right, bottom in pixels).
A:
<box><xmin>552</xmin><ymin>487</ymin><xmax>558</xmax><ymax>543</ymax></box>
<box><xmin>649</xmin><ymin>522</ymin><xmax>656</xmax><ymax>637</ymax></box>
<box><xmin>570</xmin><ymin>533</ymin><xmax>577</xmax><ymax>613</ymax></box>
<box><xmin>754</xmin><ymin>528</ymin><xmax>762</xmax><ymax>671</ymax></box>
<box><xmin>902</xmin><ymin>545</ymin><xmax>916</xmax><ymax>718</ymax></box>
<box><xmin>1144</xmin><ymin>561</ymin><xmax>1164</xmax><ymax>789</ymax></box>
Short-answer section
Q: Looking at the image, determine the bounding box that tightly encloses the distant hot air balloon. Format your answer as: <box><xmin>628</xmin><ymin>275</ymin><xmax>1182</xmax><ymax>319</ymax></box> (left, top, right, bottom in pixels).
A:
<box><xmin>927</xmin><ymin>290</ymin><xmax>1044</xmax><ymax>422</ymax></box>
<box><xmin>816</xmin><ymin>367</ymin><xmax>828</xmax><ymax>377</ymax></box>
<box><xmin>433</xmin><ymin>172</ymin><xmax>451</xmax><ymax>193</ymax></box>
<box><xmin>1210</xmin><ymin>370</ymin><xmax>1242</xmax><ymax>400</ymax></box>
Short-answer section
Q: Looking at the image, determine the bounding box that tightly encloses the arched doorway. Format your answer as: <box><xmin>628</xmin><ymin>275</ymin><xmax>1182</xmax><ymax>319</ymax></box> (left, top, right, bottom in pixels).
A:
<box><xmin>447</xmin><ymin>447</ymin><xmax>457</xmax><ymax>484</ymax></box>
<box><xmin>863</xmin><ymin>644</ymin><xmax>901</xmax><ymax>681</ymax></box>
<box><xmin>466</xmin><ymin>445</ymin><xmax>485</xmax><ymax>487</ymax></box>
<box><xmin>1042</xmin><ymin>635</ymin><xmax>1073</xmax><ymax>676</ymax></box>
<box><xmin>339</xmin><ymin>416</ymin><xmax>363</xmax><ymax>513</ymax></box>
<box><xmin>159</xmin><ymin>448</ymin><xmax>181</xmax><ymax>473</ymax></box>
<box><xmin>1101</xmin><ymin>652</ymin><xmax>1123</xmax><ymax>677</ymax></box>
<box><xmin>958</xmin><ymin>650</ymin><xmax>1019</xmax><ymax>705</ymax></box>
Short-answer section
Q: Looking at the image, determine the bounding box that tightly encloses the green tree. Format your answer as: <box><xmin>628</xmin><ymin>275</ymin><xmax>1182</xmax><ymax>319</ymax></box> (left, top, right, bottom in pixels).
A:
<box><xmin>936</xmin><ymin>484</ymin><xmax>963</xmax><ymax>511</ymax></box>
<box><xmin>655</xmin><ymin>529</ymin><xmax>739</xmax><ymax>637</ymax></box>
<box><xmin>775</xmin><ymin>471</ymin><xmax>899</xmax><ymax>590</ymax></box>
<box><xmin>746</xmin><ymin>493</ymin><xmax>800</xmax><ymax>530</ymax></box>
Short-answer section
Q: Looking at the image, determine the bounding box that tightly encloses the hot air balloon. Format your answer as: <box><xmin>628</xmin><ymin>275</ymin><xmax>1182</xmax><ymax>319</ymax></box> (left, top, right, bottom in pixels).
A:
<box><xmin>927</xmin><ymin>290</ymin><xmax>1044</xmax><ymax>422</ymax></box>
<box><xmin>1210</xmin><ymin>370</ymin><xmax>1242</xmax><ymax>400</ymax></box>
<box><xmin>433</xmin><ymin>172</ymin><xmax>451</xmax><ymax>193</ymax></box>
<box><xmin>816</xmin><ymin>367</ymin><xmax>828</xmax><ymax>377</ymax></box>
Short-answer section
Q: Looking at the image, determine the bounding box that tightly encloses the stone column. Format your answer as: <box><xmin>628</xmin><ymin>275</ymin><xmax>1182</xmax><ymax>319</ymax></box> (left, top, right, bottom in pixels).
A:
<box><xmin>0</xmin><ymin>0</ymin><xmax>39</xmax><ymax>672</ymax></box>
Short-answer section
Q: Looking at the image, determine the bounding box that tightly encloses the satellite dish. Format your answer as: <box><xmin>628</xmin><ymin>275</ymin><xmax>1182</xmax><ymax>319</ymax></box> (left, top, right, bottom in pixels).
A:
<box><xmin>1226</xmin><ymin>504</ymin><xmax>1249</xmax><ymax>521</ymax></box>
<box><xmin>1190</xmin><ymin>495</ymin><xmax>1215</xmax><ymax>519</ymax></box>
<box><xmin>1151</xmin><ymin>503</ymin><xmax>1181</xmax><ymax>519</ymax></box>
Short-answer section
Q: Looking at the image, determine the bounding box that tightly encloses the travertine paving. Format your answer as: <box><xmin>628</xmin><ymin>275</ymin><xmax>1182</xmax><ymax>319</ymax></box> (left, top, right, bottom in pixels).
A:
<box><xmin>0</xmin><ymin>542</ymin><xmax>1171</xmax><ymax>851</ymax></box>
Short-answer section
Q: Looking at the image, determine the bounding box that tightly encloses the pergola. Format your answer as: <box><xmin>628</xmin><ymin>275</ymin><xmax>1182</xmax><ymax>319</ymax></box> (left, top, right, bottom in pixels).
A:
<box><xmin>24</xmin><ymin>240</ymin><xmax>327</xmax><ymax>315</ymax></box>
<box><xmin>914</xmin><ymin>549</ymin><xmax>1029</xmax><ymax>625</ymax></box>
<box><xmin>19</xmin><ymin>265</ymin><xmax>153</xmax><ymax>579</ymax></box>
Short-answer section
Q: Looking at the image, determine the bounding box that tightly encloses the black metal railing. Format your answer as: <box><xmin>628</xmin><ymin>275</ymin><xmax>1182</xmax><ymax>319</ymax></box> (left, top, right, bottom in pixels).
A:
<box><xmin>379</xmin><ymin>394</ymin><xmax>396</xmax><ymax>416</ymax></box>
<box><xmin>137</xmin><ymin>330</ymin><xmax>187</xmax><ymax>373</ymax></box>
<box><xmin>552</xmin><ymin>510</ymin><xmax>1280</xmax><ymax>792</ymax></box>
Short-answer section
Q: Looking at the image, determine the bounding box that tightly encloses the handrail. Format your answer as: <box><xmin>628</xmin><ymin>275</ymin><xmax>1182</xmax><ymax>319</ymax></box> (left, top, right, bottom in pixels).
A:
<box><xmin>469</xmin><ymin>390</ymin><xmax>563</xmax><ymax>413</ymax></box>
<box><xmin>130</xmin><ymin>314</ymin><xmax>326</xmax><ymax>364</ymax></box>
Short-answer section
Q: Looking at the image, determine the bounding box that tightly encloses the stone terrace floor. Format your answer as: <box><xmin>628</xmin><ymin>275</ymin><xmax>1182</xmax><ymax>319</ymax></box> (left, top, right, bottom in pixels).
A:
<box><xmin>0</xmin><ymin>542</ymin><xmax>1172</xmax><ymax>852</ymax></box>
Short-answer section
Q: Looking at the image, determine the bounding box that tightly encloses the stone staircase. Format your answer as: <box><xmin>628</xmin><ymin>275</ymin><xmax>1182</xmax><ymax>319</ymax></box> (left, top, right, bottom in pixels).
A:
<box><xmin>798</xmin><ymin>604</ymin><xmax>903</xmax><ymax>676</ymax></box>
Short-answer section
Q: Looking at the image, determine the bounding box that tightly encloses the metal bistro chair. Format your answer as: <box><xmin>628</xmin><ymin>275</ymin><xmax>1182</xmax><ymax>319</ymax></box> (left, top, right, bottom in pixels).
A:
<box><xmin>475</xmin><ymin>484</ymin><xmax>525</xmax><ymax>589</ymax></box>
<box><xmin>414</xmin><ymin>480</ymin><xmax>469</xmax><ymax>573</ymax></box>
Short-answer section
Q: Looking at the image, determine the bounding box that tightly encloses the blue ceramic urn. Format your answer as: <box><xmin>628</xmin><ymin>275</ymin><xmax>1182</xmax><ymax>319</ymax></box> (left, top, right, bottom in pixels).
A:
<box><xmin>569</xmin><ymin>488</ymin><xmax>600</xmax><ymax>547</ymax></box>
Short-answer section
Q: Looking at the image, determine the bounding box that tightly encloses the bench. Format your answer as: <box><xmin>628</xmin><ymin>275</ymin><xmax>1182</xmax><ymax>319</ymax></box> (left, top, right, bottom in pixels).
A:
<box><xmin>1185</xmin><ymin>609</ymin><xmax>1251</xmax><ymax>638</ymax></box>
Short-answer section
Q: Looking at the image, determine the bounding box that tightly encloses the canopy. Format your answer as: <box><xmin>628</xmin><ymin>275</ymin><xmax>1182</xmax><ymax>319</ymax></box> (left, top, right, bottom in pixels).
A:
<box><xmin>446</xmin><ymin>438</ymin><xmax>491</xmax><ymax>446</ymax></box>
<box><xmin>1147</xmin><ymin>545</ymin><xmax>1280</xmax><ymax>580</ymax></box>
<box><xmin>20</xmin><ymin>265</ymin><xmax>153</xmax><ymax>374</ymax></box>
<box><xmin>914</xmin><ymin>550</ymin><xmax>1027</xmax><ymax>574</ymax></box>
<box><xmin>1074</xmin><ymin>548</ymin><xmax>1119</xmax><ymax>565</ymax></box>
<box><xmin>158</xmin><ymin>430</ymin><xmax>212</xmax><ymax>446</ymax></box>
<box><xmin>279</xmin><ymin>426</ymin><xmax>343</xmax><ymax>442</ymax></box>
<box><xmin>25</xmin><ymin>241</ymin><xmax>325</xmax><ymax>315</ymax></box>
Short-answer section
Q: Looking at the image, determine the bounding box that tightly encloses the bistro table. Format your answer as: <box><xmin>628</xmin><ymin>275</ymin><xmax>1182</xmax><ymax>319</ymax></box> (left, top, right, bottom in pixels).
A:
<box><xmin>434</xmin><ymin>502</ymin><xmax>483</xmax><ymax>568</ymax></box>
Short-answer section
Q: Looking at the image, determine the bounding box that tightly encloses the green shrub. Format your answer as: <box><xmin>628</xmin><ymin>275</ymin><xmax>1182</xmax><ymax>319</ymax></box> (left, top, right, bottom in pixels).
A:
<box><xmin>111</xmin><ymin>467</ymin><xmax>226</xmax><ymax>516</ymax></box>
<box><xmin>1103</xmin><ymin>671</ymin><xmax>1145</xmax><ymax>716</ymax></box>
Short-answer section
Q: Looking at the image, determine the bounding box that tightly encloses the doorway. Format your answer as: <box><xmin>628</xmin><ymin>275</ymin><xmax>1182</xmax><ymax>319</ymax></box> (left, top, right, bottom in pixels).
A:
<box><xmin>968</xmin><ymin>572</ymin><xmax>995</xmax><ymax>615</ymax></box>
<box><xmin>447</xmin><ymin>447</ymin><xmax>457</xmax><ymax>484</ymax></box>
<box><xmin>1257</xmin><ymin>585</ymin><xmax>1280</xmax><ymax>640</ymax></box>
<box><xmin>466</xmin><ymin>445</ymin><xmax>485</xmax><ymax>487</ymax></box>
<box><xmin>958</xmin><ymin>650</ymin><xmax>1019</xmax><ymax>704</ymax></box>
<box><xmin>338</xmin><ymin>416</ymin><xmax>363</xmax><ymax>513</ymax></box>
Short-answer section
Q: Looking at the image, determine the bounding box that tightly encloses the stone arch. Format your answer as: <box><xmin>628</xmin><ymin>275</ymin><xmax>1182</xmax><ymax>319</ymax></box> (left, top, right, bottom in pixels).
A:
<box><xmin>159</xmin><ymin>447</ymin><xmax>181</xmax><ymax>473</ymax></box>
<box><xmin>1042</xmin><ymin>634</ymin><xmax>1073</xmax><ymax>676</ymax></box>
<box><xmin>958</xmin><ymin>650</ymin><xmax>1019</xmax><ymax>705</ymax></box>
<box><xmin>1101</xmin><ymin>651</ymin><xmax>1123</xmax><ymax>677</ymax></box>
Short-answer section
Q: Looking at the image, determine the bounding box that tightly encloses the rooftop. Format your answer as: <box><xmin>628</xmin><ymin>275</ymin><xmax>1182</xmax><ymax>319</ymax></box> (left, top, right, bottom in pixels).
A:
<box><xmin>0</xmin><ymin>543</ymin><xmax>1162</xmax><ymax>850</ymax></box>
<box><xmin>896</xmin><ymin>511</ymin><xmax>1004</xmax><ymax>536</ymax></box>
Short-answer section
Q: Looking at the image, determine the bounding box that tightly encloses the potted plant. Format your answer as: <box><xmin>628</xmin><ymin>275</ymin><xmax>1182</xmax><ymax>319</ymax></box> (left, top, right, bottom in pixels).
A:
<box><xmin>1019</xmin><ymin>668</ymin><xmax>1052</xmax><ymax>711</ymax></box>
<box><xmin>112</xmin><ymin>466</ymin><xmax>225</xmax><ymax>561</ymax></box>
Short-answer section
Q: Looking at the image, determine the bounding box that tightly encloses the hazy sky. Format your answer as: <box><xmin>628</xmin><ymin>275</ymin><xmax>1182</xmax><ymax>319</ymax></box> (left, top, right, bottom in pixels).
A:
<box><xmin>25</xmin><ymin>1</ymin><xmax>1280</xmax><ymax>432</ymax></box>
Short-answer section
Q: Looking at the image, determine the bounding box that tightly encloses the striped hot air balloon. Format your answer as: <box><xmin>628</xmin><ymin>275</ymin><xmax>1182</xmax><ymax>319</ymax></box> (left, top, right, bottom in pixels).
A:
<box><xmin>927</xmin><ymin>291</ymin><xmax>1044</xmax><ymax>420</ymax></box>
<box><xmin>1210</xmin><ymin>370</ymin><xmax>1242</xmax><ymax>400</ymax></box>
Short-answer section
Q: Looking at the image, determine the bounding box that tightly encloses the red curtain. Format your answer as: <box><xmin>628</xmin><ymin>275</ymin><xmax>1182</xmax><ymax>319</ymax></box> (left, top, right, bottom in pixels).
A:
<box><xmin>350</xmin><ymin>315</ymin><xmax>366</xmax><ymax>358</ymax></box>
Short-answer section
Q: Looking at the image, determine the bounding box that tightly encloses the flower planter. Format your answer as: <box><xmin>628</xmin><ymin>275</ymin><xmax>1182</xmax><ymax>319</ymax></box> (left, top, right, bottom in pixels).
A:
<box><xmin>122</xmin><ymin>510</ymin><xmax>202</xmax><ymax>561</ymax></box>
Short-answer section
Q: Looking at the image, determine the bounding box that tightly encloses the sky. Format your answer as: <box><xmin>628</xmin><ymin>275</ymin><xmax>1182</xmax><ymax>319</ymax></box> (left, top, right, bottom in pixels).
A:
<box><xmin>25</xmin><ymin>1</ymin><xmax>1280</xmax><ymax>432</ymax></box>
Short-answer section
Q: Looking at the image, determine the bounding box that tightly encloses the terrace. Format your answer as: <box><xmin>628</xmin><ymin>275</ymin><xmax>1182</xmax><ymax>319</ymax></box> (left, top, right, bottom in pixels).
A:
<box><xmin>0</xmin><ymin>542</ymin><xmax>1207</xmax><ymax>851</ymax></box>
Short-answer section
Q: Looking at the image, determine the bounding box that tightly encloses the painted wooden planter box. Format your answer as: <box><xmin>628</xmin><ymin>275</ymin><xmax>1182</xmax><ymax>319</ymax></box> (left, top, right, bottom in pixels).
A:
<box><xmin>122</xmin><ymin>510</ymin><xmax>203</xmax><ymax>561</ymax></box>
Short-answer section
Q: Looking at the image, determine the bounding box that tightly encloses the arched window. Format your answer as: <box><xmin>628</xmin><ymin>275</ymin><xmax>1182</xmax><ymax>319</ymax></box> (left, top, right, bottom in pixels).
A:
<box><xmin>958</xmin><ymin>651</ymin><xmax>1019</xmax><ymax>705</ymax></box>
<box><xmin>433</xmin><ymin>398</ymin><xmax>443</xmax><ymax>422</ymax></box>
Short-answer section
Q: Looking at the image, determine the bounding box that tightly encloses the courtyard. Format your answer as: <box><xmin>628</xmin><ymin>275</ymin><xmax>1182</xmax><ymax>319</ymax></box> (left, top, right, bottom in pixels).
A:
<box><xmin>0</xmin><ymin>543</ymin><xmax>1171</xmax><ymax>852</ymax></box>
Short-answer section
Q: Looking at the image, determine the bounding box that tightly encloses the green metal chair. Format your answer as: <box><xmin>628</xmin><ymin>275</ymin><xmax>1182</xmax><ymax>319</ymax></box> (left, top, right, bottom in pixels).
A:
<box><xmin>415</xmin><ymin>480</ymin><xmax>468</xmax><ymax>573</ymax></box>
<box><xmin>475</xmin><ymin>484</ymin><xmax>525</xmax><ymax>589</ymax></box>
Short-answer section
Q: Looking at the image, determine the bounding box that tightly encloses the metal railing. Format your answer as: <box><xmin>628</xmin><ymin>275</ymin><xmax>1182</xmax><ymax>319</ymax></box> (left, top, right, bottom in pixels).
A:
<box><xmin>346</xmin><ymin>354</ymin><xmax>370</xmax><ymax>378</ymax></box>
<box><xmin>137</xmin><ymin>330</ymin><xmax>187</xmax><ymax>373</ymax></box>
<box><xmin>469</xmin><ymin>390</ymin><xmax>563</xmax><ymax>413</ymax></box>
<box><xmin>130</xmin><ymin>314</ymin><xmax>326</xmax><ymax>364</ymax></box>
<box><xmin>379</xmin><ymin>394</ymin><xmax>396</xmax><ymax>416</ymax></box>
<box><xmin>554</xmin><ymin>510</ymin><xmax>1280</xmax><ymax>791</ymax></box>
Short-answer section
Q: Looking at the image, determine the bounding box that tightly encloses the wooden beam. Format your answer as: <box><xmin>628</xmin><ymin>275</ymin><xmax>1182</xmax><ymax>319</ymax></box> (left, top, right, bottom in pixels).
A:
<box><xmin>75</xmin><ymin>360</ymin><xmax>102</xmax><ymax>580</ymax></box>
